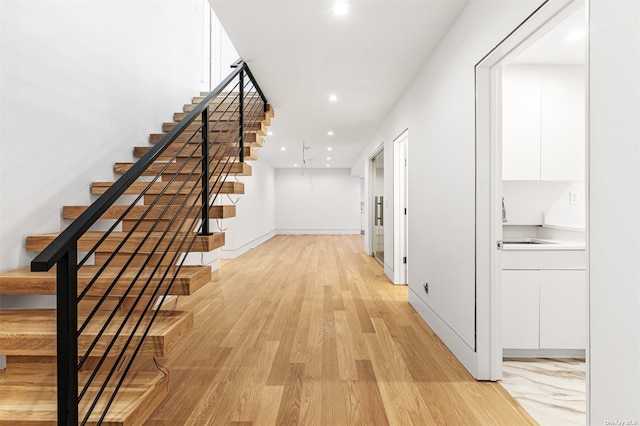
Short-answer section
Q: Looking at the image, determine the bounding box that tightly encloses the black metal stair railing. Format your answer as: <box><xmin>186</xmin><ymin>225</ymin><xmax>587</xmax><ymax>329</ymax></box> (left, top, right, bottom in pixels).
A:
<box><xmin>30</xmin><ymin>60</ymin><xmax>268</xmax><ymax>425</ymax></box>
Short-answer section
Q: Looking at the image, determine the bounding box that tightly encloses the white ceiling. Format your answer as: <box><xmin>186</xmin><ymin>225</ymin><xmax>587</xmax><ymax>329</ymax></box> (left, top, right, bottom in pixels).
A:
<box><xmin>210</xmin><ymin>0</ymin><xmax>469</xmax><ymax>169</ymax></box>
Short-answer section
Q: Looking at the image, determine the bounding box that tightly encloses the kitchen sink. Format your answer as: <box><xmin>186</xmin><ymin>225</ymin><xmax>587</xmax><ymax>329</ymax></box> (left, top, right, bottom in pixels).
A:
<box><xmin>503</xmin><ymin>239</ymin><xmax>556</xmax><ymax>245</ymax></box>
<box><xmin>503</xmin><ymin>241</ymin><xmax>545</xmax><ymax>245</ymax></box>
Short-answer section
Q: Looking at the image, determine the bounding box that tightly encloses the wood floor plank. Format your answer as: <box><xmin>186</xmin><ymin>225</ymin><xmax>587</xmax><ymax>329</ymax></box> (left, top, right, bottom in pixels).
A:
<box><xmin>341</xmin><ymin>290</ymin><xmax>371</xmax><ymax>360</ymax></box>
<box><xmin>143</xmin><ymin>235</ymin><xmax>537</xmax><ymax>425</ymax></box>
<box><xmin>253</xmin><ymin>386</ymin><xmax>284</xmax><ymax>426</ymax></box>
<box><xmin>275</xmin><ymin>363</ymin><xmax>304</xmax><ymax>426</ymax></box>
<box><xmin>355</xmin><ymin>359</ymin><xmax>390</xmax><ymax>426</ymax></box>
<box><xmin>289</xmin><ymin>299</ymin><xmax>312</xmax><ymax>363</ymax></box>
<box><xmin>334</xmin><ymin>310</ymin><xmax>359</xmax><ymax>381</ymax></box>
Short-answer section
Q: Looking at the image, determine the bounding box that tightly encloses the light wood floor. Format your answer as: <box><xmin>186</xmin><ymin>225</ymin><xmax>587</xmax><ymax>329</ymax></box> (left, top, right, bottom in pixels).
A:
<box><xmin>145</xmin><ymin>234</ymin><xmax>536</xmax><ymax>425</ymax></box>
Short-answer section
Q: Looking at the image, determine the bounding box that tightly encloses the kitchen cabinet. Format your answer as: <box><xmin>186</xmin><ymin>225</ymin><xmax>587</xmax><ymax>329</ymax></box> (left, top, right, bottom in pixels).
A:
<box><xmin>539</xmin><ymin>270</ymin><xmax>587</xmax><ymax>349</ymax></box>
<box><xmin>502</xmin><ymin>66</ymin><xmax>585</xmax><ymax>181</ymax></box>
<box><xmin>502</xmin><ymin>268</ymin><xmax>586</xmax><ymax>351</ymax></box>
<box><xmin>540</xmin><ymin>68</ymin><xmax>585</xmax><ymax>181</ymax></box>
<box><xmin>502</xmin><ymin>68</ymin><xmax>542</xmax><ymax>180</ymax></box>
<box><xmin>502</xmin><ymin>270</ymin><xmax>540</xmax><ymax>349</ymax></box>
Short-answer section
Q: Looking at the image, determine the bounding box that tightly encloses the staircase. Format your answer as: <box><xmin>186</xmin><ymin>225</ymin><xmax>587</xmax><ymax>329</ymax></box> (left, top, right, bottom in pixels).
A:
<box><xmin>0</xmin><ymin>63</ymin><xmax>273</xmax><ymax>425</ymax></box>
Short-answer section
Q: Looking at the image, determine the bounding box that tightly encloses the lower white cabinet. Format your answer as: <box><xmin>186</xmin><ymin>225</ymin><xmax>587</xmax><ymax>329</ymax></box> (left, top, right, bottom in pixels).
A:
<box><xmin>539</xmin><ymin>270</ymin><xmax>587</xmax><ymax>349</ymax></box>
<box><xmin>502</xmin><ymin>270</ymin><xmax>540</xmax><ymax>349</ymax></box>
<box><xmin>502</xmin><ymin>269</ymin><xmax>586</xmax><ymax>350</ymax></box>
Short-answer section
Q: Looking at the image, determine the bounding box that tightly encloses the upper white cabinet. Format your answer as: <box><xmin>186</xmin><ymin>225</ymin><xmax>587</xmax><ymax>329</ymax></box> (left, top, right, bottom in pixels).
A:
<box><xmin>502</xmin><ymin>68</ymin><xmax>542</xmax><ymax>180</ymax></box>
<box><xmin>540</xmin><ymin>67</ymin><xmax>586</xmax><ymax>180</ymax></box>
<box><xmin>502</xmin><ymin>66</ymin><xmax>585</xmax><ymax>181</ymax></box>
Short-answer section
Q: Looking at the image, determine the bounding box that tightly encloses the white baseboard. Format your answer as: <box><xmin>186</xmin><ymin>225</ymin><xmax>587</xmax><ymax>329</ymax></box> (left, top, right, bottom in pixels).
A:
<box><xmin>503</xmin><ymin>348</ymin><xmax>586</xmax><ymax>358</ymax></box>
<box><xmin>275</xmin><ymin>229</ymin><xmax>361</xmax><ymax>235</ymax></box>
<box><xmin>219</xmin><ymin>230</ymin><xmax>276</xmax><ymax>259</ymax></box>
<box><xmin>408</xmin><ymin>288</ymin><xmax>478</xmax><ymax>378</ymax></box>
<box><xmin>181</xmin><ymin>250</ymin><xmax>220</xmax><ymax>271</ymax></box>
<box><xmin>384</xmin><ymin>263</ymin><xmax>395</xmax><ymax>283</ymax></box>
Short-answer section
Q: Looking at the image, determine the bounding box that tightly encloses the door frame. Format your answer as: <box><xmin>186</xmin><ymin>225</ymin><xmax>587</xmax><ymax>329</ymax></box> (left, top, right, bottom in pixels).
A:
<box><xmin>474</xmin><ymin>0</ymin><xmax>584</xmax><ymax>380</ymax></box>
<box><xmin>393</xmin><ymin>130</ymin><xmax>408</xmax><ymax>285</ymax></box>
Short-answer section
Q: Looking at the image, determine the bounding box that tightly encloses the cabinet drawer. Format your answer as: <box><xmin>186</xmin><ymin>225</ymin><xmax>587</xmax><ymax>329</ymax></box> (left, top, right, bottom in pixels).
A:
<box><xmin>502</xmin><ymin>249</ymin><xmax>585</xmax><ymax>269</ymax></box>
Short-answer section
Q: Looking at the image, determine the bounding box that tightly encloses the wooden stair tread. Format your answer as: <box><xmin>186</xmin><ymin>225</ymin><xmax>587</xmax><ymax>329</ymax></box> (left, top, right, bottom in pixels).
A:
<box><xmin>114</xmin><ymin>161</ymin><xmax>251</xmax><ymax>177</ymax></box>
<box><xmin>148</xmin><ymin>131</ymin><xmax>263</xmax><ymax>146</ymax></box>
<box><xmin>26</xmin><ymin>231</ymin><xmax>225</xmax><ymax>253</ymax></box>
<box><xmin>198</xmin><ymin>90</ymin><xmax>262</xmax><ymax>97</ymax></box>
<box><xmin>0</xmin><ymin>265</ymin><xmax>211</xmax><ymax>296</ymax></box>
<box><xmin>0</xmin><ymin>358</ymin><xmax>166</xmax><ymax>425</ymax></box>
<box><xmin>161</xmin><ymin>120</ymin><xmax>266</xmax><ymax>135</ymax></box>
<box><xmin>63</xmin><ymin>204</ymin><xmax>236</xmax><ymax>220</ymax></box>
<box><xmin>133</xmin><ymin>145</ymin><xmax>258</xmax><ymax>161</ymax></box>
<box><xmin>0</xmin><ymin>309</ymin><xmax>193</xmax><ymax>357</ymax></box>
<box><xmin>191</xmin><ymin>95</ymin><xmax>263</xmax><ymax>104</ymax></box>
<box><xmin>90</xmin><ymin>180</ymin><xmax>244</xmax><ymax>196</ymax></box>
<box><xmin>173</xmin><ymin>111</ymin><xmax>266</xmax><ymax>121</ymax></box>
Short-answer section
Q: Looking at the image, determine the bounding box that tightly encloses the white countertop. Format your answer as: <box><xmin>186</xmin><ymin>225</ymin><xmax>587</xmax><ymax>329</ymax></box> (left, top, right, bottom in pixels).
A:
<box><xmin>501</xmin><ymin>238</ymin><xmax>585</xmax><ymax>251</ymax></box>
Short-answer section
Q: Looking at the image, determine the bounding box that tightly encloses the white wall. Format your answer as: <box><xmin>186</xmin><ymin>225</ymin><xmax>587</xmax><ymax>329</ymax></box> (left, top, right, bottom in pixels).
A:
<box><xmin>353</xmin><ymin>0</ymin><xmax>545</xmax><ymax>376</ymax></box>
<box><xmin>503</xmin><ymin>180</ymin><xmax>585</xmax><ymax>228</ymax></box>
<box><xmin>218</xmin><ymin>160</ymin><xmax>276</xmax><ymax>259</ymax></box>
<box><xmin>275</xmin><ymin>168</ymin><xmax>360</xmax><ymax>234</ymax></box>
<box><xmin>210</xmin><ymin>10</ymin><xmax>241</xmax><ymax>88</ymax></box>
<box><xmin>588</xmin><ymin>0</ymin><xmax>640</xmax><ymax>422</ymax></box>
<box><xmin>0</xmin><ymin>0</ymin><xmax>209</xmax><ymax>274</ymax></box>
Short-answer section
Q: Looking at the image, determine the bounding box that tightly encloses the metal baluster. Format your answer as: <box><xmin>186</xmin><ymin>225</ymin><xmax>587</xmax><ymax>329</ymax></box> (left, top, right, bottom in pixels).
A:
<box><xmin>200</xmin><ymin>106</ymin><xmax>212</xmax><ymax>235</ymax></box>
<box><xmin>57</xmin><ymin>243</ymin><xmax>78</xmax><ymax>425</ymax></box>
<box><xmin>239</xmin><ymin>69</ymin><xmax>245</xmax><ymax>163</ymax></box>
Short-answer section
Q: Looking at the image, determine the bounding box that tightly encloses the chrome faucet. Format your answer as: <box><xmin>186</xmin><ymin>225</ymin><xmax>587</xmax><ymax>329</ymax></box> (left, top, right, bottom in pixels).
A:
<box><xmin>502</xmin><ymin>197</ymin><xmax>507</xmax><ymax>223</ymax></box>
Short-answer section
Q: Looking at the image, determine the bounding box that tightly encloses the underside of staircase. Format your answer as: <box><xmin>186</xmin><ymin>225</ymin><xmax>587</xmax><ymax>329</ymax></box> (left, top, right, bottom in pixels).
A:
<box><xmin>0</xmin><ymin>90</ymin><xmax>273</xmax><ymax>425</ymax></box>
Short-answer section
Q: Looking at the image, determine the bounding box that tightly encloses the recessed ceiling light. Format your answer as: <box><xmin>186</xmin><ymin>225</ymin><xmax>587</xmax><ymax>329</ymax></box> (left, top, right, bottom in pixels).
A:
<box><xmin>267</xmin><ymin>131</ymin><xmax>273</xmax><ymax>136</ymax></box>
<box><xmin>566</xmin><ymin>29</ymin><xmax>586</xmax><ymax>41</ymax></box>
<box><xmin>332</xmin><ymin>2</ymin><xmax>349</xmax><ymax>16</ymax></box>
<box><xmin>326</xmin><ymin>157</ymin><xmax>331</xmax><ymax>160</ymax></box>
<box><xmin>327</xmin><ymin>147</ymin><xmax>333</xmax><ymax>151</ymax></box>
<box><xmin>281</xmin><ymin>147</ymin><xmax>286</xmax><ymax>151</ymax></box>
<box><xmin>327</xmin><ymin>131</ymin><xmax>334</xmax><ymax>136</ymax></box>
<box><xmin>329</xmin><ymin>94</ymin><xmax>338</xmax><ymax>102</ymax></box>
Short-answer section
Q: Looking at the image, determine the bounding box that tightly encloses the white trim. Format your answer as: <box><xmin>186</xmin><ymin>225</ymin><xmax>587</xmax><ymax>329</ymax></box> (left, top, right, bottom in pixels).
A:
<box><xmin>503</xmin><ymin>348</ymin><xmax>585</xmax><ymax>358</ymax></box>
<box><xmin>393</xmin><ymin>130</ymin><xmax>408</xmax><ymax>285</ymax></box>
<box><xmin>181</xmin><ymin>250</ymin><xmax>220</xmax><ymax>270</ymax></box>
<box><xmin>219</xmin><ymin>230</ymin><xmax>276</xmax><ymax>259</ymax></box>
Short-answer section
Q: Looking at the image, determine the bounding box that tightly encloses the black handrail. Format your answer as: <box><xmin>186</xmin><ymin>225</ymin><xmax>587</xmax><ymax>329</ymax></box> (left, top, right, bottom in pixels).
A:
<box><xmin>29</xmin><ymin>60</ymin><xmax>269</xmax><ymax>425</ymax></box>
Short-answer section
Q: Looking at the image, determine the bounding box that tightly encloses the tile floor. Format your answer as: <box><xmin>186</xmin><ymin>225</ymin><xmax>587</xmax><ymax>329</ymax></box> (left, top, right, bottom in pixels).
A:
<box><xmin>501</xmin><ymin>358</ymin><xmax>586</xmax><ymax>425</ymax></box>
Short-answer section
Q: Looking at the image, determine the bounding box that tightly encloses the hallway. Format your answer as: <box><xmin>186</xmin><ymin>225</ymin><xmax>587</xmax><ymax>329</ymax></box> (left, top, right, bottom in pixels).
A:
<box><xmin>145</xmin><ymin>234</ymin><xmax>536</xmax><ymax>425</ymax></box>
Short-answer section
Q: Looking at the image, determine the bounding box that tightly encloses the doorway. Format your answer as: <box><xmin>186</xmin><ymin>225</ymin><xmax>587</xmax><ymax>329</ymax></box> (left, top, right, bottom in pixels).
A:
<box><xmin>475</xmin><ymin>0</ymin><xmax>588</xmax><ymax>423</ymax></box>
<box><xmin>371</xmin><ymin>149</ymin><xmax>384</xmax><ymax>265</ymax></box>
